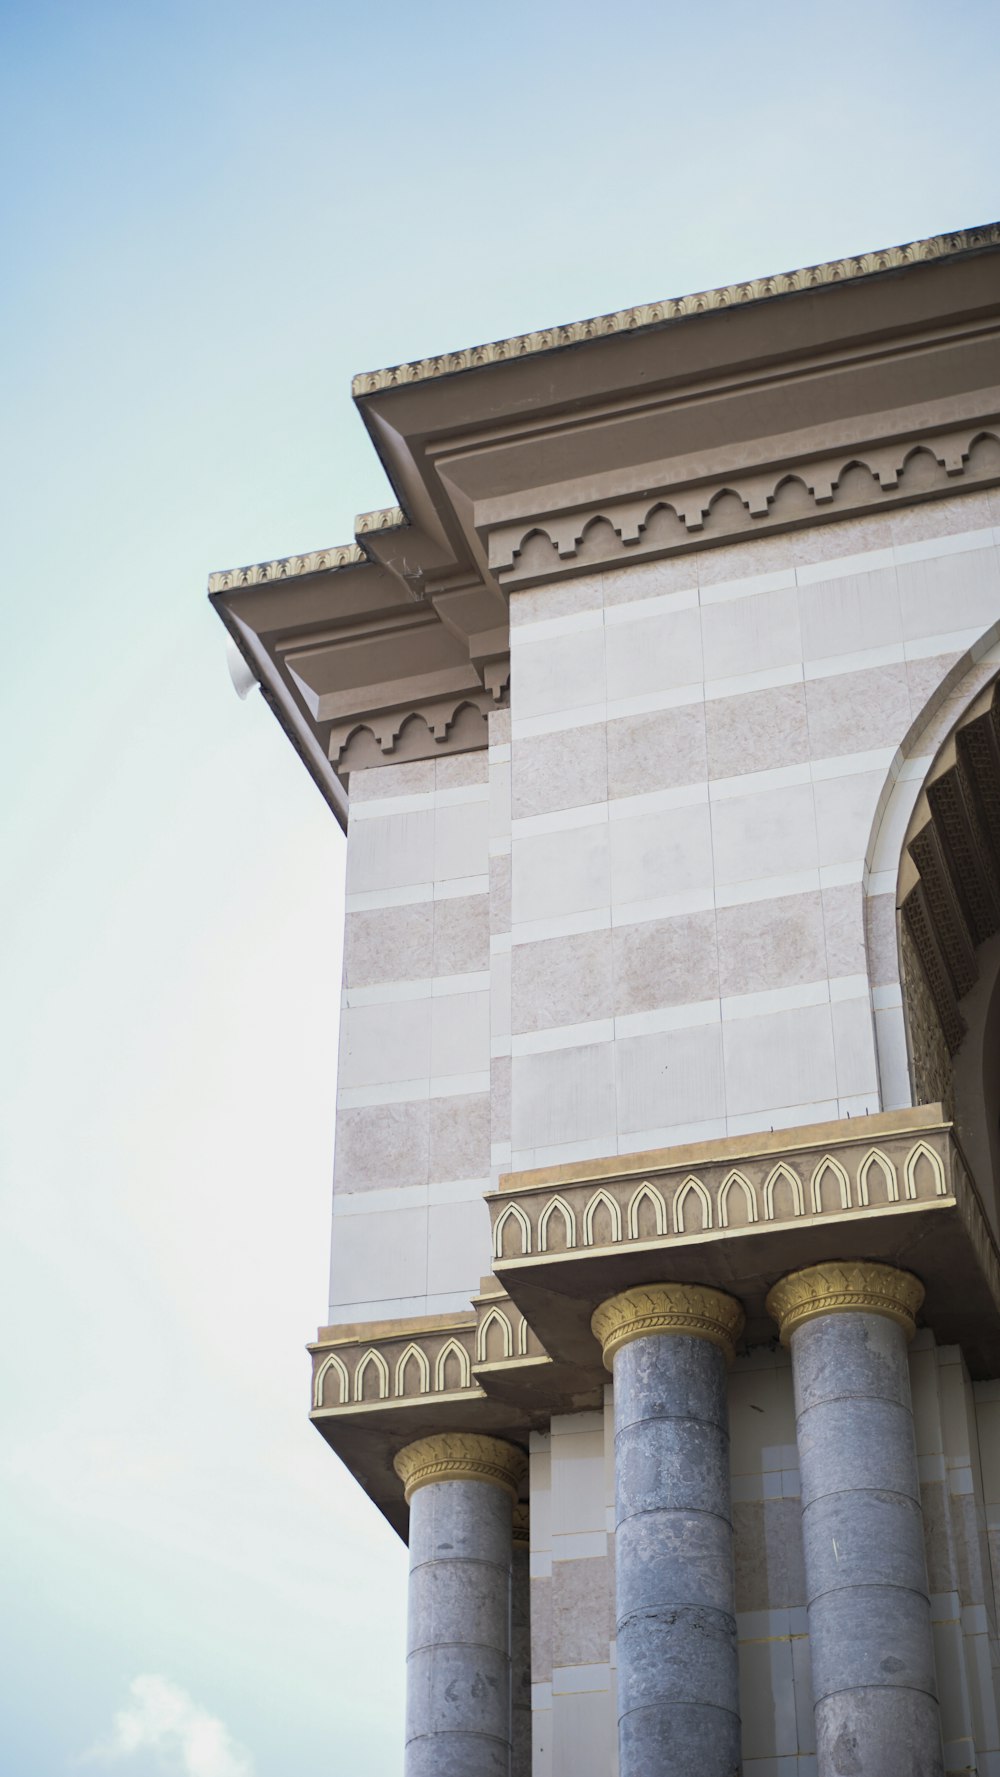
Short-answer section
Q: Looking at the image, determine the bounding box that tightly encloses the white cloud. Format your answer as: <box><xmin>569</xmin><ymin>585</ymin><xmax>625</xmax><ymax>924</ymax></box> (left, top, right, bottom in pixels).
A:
<box><xmin>84</xmin><ymin>1675</ymin><xmax>254</xmax><ymax>1777</ymax></box>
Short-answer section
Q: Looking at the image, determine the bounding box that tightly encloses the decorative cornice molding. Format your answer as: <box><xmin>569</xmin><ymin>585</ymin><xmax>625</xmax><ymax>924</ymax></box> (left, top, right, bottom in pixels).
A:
<box><xmin>393</xmin><ymin>1431</ymin><xmax>527</xmax><ymax>1502</ymax></box>
<box><xmin>490</xmin><ymin>425</ymin><xmax>1000</xmax><ymax>587</ymax></box>
<box><xmin>766</xmin><ymin>1261</ymin><xmax>925</xmax><ymax>1343</ymax></box>
<box><xmin>353</xmin><ymin>225</ymin><xmax>1000</xmax><ymax>397</ymax></box>
<box><xmin>355</xmin><ymin>505</ymin><xmax>407</xmax><ymax>536</ymax></box>
<box><xmin>592</xmin><ymin>1283</ymin><xmax>745</xmax><ymax>1368</ymax></box>
<box><xmin>208</xmin><ymin>541</ymin><xmax>365</xmax><ymax>593</ymax></box>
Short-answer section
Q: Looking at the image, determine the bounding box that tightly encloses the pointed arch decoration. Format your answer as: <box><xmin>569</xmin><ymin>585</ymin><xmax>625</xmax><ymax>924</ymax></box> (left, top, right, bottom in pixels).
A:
<box><xmin>493</xmin><ymin>1200</ymin><xmax>532</xmax><ymax>1259</ymax></box>
<box><xmin>810</xmin><ymin>1155</ymin><xmax>852</xmax><ymax>1214</ymax></box>
<box><xmin>538</xmin><ymin>1195</ymin><xmax>577</xmax><ymax>1252</ymax></box>
<box><xmin>313</xmin><ymin>1350</ymin><xmax>350</xmax><ymax>1409</ymax></box>
<box><xmin>354</xmin><ymin>1348</ymin><xmax>390</xmax><ymax>1403</ymax></box>
<box><xmin>434</xmin><ymin>1337</ymin><xmax>472</xmax><ymax>1392</ymax></box>
<box><xmin>394</xmin><ymin>1342</ymin><xmax>431</xmax><ymax>1398</ymax></box>
<box><xmin>582</xmin><ymin>1188</ymin><xmax>623</xmax><ymax>1246</ymax></box>
<box><xmin>904</xmin><ymin>1139</ymin><xmax>947</xmax><ymax>1201</ymax></box>
<box><xmin>718</xmin><ymin>1169</ymin><xmax>758</xmax><ymax>1228</ymax></box>
<box><xmin>857</xmin><ymin>1147</ymin><xmax>899</xmax><ymax>1206</ymax></box>
<box><xmin>476</xmin><ymin>1307</ymin><xmax>514</xmax><ymax>1364</ymax></box>
<box><xmin>672</xmin><ymin>1175</ymin><xmax>713</xmax><ymax>1234</ymax></box>
<box><xmin>627</xmin><ymin>1181</ymin><xmax>668</xmax><ymax>1239</ymax></box>
<box><xmin>763</xmin><ymin>1162</ymin><xmax>805</xmax><ymax>1220</ymax></box>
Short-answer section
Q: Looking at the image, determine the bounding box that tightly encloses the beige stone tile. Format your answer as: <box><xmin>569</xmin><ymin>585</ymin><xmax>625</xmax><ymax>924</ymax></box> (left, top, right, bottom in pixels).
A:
<box><xmin>612</xmin><ymin>909</ymin><xmax>719</xmax><ymax>1015</ymax></box>
<box><xmin>512</xmin><ymin>724</ymin><xmax>608</xmax><ymax>820</ymax></box>
<box><xmin>716</xmin><ymin>892</ymin><xmax>826</xmax><ymax>997</ymax></box>
<box><xmin>429</xmin><ymin>1092</ymin><xmax>491</xmax><ymax>1183</ymax></box>
<box><xmin>804</xmin><ymin>661</ymin><xmax>911</xmax><ymax>759</ymax></box>
<box><xmin>489</xmin><ymin>707</ymin><xmax>511</xmax><ymax>746</ymax></box>
<box><xmin>343</xmin><ymin>901</ymin><xmax>434</xmax><ymax>988</ymax></box>
<box><xmin>432</xmin><ymin>894</ymin><xmax>490</xmax><ymax>975</ymax></box>
<box><xmin>606</xmin><ymin>702</ymin><xmax>707</xmax><ymax>799</ymax></box>
<box><xmin>348</xmin><ymin>758</ymin><xmax>434</xmax><ymax>801</ymax></box>
<box><xmin>489</xmin><ymin>853</ymin><xmax>512</xmax><ymax>935</ymax></box>
<box><xmin>512</xmin><ymin>928</ymin><xmax>614</xmax><ymax>1035</ymax></box>
<box><xmin>695</xmin><ymin>530</ymin><xmax>813</xmax><ymax>584</ymax></box>
<box><xmin>551</xmin><ymin>1557</ymin><xmax>612</xmax><ymax>1667</ymax></box>
<box><xmin>823</xmin><ymin>881</ymin><xmax>867</xmax><ymax>978</ymax></box>
<box><xmin>706</xmin><ymin>682</ymin><xmax>809</xmax><ymax>781</ymax></box>
<box><xmin>333</xmin><ymin>1101</ymin><xmax>430</xmax><ymax>1193</ymax></box>
<box><xmin>491</xmin><ymin>1055</ymin><xmax>511</xmax><ymax>1140</ymax></box>
<box><xmin>891</xmin><ymin>489</ymin><xmax>996</xmax><ymax>543</ymax></box>
<box><xmin>907</xmin><ymin>652</ymin><xmax>964</xmax><ymax>719</ymax></box>
<box><xmin>865</xmin><ymin>890</ymin><xmax>899</xmax><ymax>985</ymax></box>
<box><xmin>435</xmin><ymin>750</ymin><xmax>488</xmax><ymax>788</ymax></box>
<box><xmin>797</xmin><ymin>507</ymin><xmax>898</xmax><ymax>563</ymax></box>
<box><xmin>531</xmin><ymin>1575</ymin><xmax>553</xmax><ymax>1682</ymax></box>
<box><xmin>511</xmin><ymin>573</ymin><xmax>603</xmax><ymax>624</ymax></box>
<box><xmin>601</xmin><ymin>555</ymin><xmax>697</xmax><ymax>605</ymax></box>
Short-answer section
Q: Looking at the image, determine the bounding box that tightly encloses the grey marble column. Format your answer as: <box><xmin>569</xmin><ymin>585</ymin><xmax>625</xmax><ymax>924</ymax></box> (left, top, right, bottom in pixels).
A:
<box><xmin>767</xmin><ymin>1262</ymin><xmax>943</xmax><ymax>1777</ymax></box>
<box><xmin>592</xmin><ymin>1283</ymin><xmax>745</xmax><ymax>1777</ymax></box>
<box><xmin>511</xmin><ymin>1504</ymin><xmax>531</xmax><ymax>1777</ymax></box>
<box><xmin>394</xmin><ymin>1433</ymin><xmax>528</xmax><ymax>1777</ymax></box>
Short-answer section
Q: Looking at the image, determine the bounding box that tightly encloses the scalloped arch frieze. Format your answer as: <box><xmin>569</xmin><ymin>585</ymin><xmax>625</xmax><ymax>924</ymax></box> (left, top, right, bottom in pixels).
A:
<box><xmin>489</xmin><ymin>426</ymin><xmax>1000</xmax><ymax>587</ymax></box>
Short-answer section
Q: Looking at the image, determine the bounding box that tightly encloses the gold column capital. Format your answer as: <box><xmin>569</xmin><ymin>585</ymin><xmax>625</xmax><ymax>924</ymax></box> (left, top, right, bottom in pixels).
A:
<box><xmin>393</xmin><ymin>1432</ymin><xmax>527</xmax><ymax>1504</ymax></box>
<box><xmin>512</xmin><ymin>1502</ymin><xmax>530</xmax><ymax>1549</ymax></box>
<box><xmin>766</xmin><ymin>1261</ymin><xmax>925</xmax><ymax>1345</ymax></box>
<box><xmin>591</xmin><ymin>1283</ymin><xmax>745</xmax><ymax>1369</ymax></box>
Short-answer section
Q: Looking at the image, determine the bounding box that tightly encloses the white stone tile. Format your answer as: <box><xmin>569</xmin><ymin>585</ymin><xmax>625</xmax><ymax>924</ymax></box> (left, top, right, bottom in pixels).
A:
<box><xmin>704</xmin><ymin>662</ymin><xmax>803</xmax><ymax>701</ymax></box>
<box><xmin>726</xmin><ymin>1099</ymin><xmax>839</xmax><ymax>1137</ymax></box>
<box><xmin>606</xmin><ymin>681</ymin><xmax>703</xmax><ymax>721</ymax></box>
<box><xmin>432</xmin><ymin>969</ymin><xmax>492</xmax><ymax>997</ymax></box>
<box><xmin>551</xmin><ymin>1687</ymin><xmax>615</xmax><ymax>1777</ymax></box>
<box><xmin>433</xmin><ymin>798</ymin><xmax>490</xmax><ymax>881</ymax></box>
<box><xmin>338</xmin><ymin>998</ymin><xmax>431</xmax><ymax>1089</ymax></box>
<box><xmin>337</xmin><ymin>1079</ymin><xmax>429</xmax><ymax>1109</ymax></box>
<box><xmin>722</xmin><ymin>1002</ymin><xmax>838</xmax><ymax>1118</ymax></box>
<box><xmin>614</xmin><ymin>998</ymin><xmax>721</xmax><ymax>1039</ymax></box>
<box><xmin>511</xmin><ymin>907</ymin><xmax>612</xmax><ymax>946</ymax></box>
<box><xmin>603</xmin><ymin>584</ymin><xmax>699</xmax><ymax>622</ymax></box>
<box><xmin>897</xmin><ymin>546</ymin><xmax>1000</xmax><ymax>644</ymax></box>
<box><xmin>332</xmin><ymin>1181</ymin><xmax>429</xmax><ymax>1218</ymax></box>
<box><xmin>604</xmin><ymin>604</ymin><xmax>703</xmax><ymax>700</ymax></box>
<box><xmin>698</xmin><ymin>565</ymin><xmax>796</xmax><ymax>605</ymax></box>
<box><xmin>607</xmin><ymin>782</ymin><xmax>708</xmax><ymax>819</ymax></box>
<box><xmin>610</xmin><ymin>801</ymin><xmax>714</xmax><ymax>905</ymax></box>
<box><xmin>709</xmin><ymin>763</ymin><xmax>812</xmax><ymax>802</ymax></box>
<box><xmin>796</xmin><ymin>544</ymin><xmax>896</xmax><ymax>586</ymax></box>
<box><xmin>610</xmin><ymin>886</ymin><xmax>716</xmax><ymax>926</ymax></box>
<box><xmin>513</xmin><ymin>628</ymin><xmax>607</xmax><ymax>720</ymax></box>
<box><xmin>715</xmin><ymin>869</ymin><xmax>822</xmax><ymax>908</ymax></box>
<box><xmin>874</xmin><ymin>1003</ymin><xmax>911</xmax><ymax>1110</ymax></box>
<box><xmin>622</xmin><ymin>1116</ymin><xmax>729</xmax><ymax>1151</ymax></box>
<box><xmin>510</xmin><ymin>1134</ymin><xmax>621</xmax><ymax>1172</ymax></box>
<box><xmin>345</xmin><ymin>881</ymin><xmax>434</xmax><ymax>913</ymax></box>
<box><xmin>426</xmin><ymin>1196</ymin><xmax>492</xmax><ymax>1296</ymax></box>
<box><xmin>433</xmin><ymin>873</ymin><xmax>490</xmax><ymax>900</ymax></box>
<box><xmin>812</xmin><ymin>770</ymin><xmax>883</xmax><ymax>869</ymax></box>
<box><xmin>512</xmin><ymin>824</ymin><xmax>611</xmax><ymax>926</ymax></box>
<box><xmin>512</xmin><ymin>700</ymin><xmax>609</xmax><ymax>741</ymax></box>
<box><xmin>427</xmin><ymin>1175</ymin><xmax>491</xmax><ymax>1205</ymax></box>
<box><xmin>701</xmin><ymin>584</ymin><xmax>803</xmax><ymax>680</ymax></box>
<box><xmin>551</xmin><ymin>1661</ymin><xmax>612</xmax><ymax>1694</ymax></box>
<box><xmin>829</xmin><ymin>973</ymin><xmax>870</xmax><ymax>1002</ymax></box>
<box><xmin>511</xmin><ymin>1043</ymin><xmax>617</xmax><ymax>1152</ymax></box>
<box><xmin>328</xmin><ymin>1205</ymin><xmax>428</xmax><ymax>1309</ymax></box>
<box><xmin>512</xmin><ymin>1020</ymin><xmax>617</xmax><ymax>1057</ymax></box>
<box><xmin>430</xmin><ymin>990</ymin><xmax>490</xmax><ymax>1078</ymax></box>
<box><xmin>904</xmin><ymin>625</ymin><xmax>985</xmax><ymax>659</ymax></box>
<box><xmin>798</xmin><ymin>563</ymin><xmax>903</xmax><ymax>663</ymax></box>
<box><xmin>711</xmin><ymin>782</ymin><xmax>818</xmax><ymax>887</ymax></box>
<box><xmin>512</xmin><ymin>801</ymin><xmax>609</xmax><ymax>838</ymax></box>
<box><xmin>509</xmin><ymin>606</ymin><xmax>604</xmax><ymax>644</ymax></box>
<box><xmin>803</xmin><ymin>640</ymin><xmax>906</xmax><ymax>680</ymax></box>
<box><xmin>831</xmin><ymin>996</ymin><xmax>880</xmax><ymax>1101</ymax></box>
<box><xmin>427</xmin><ymin>1069</ymin><xmax>491</xmax><ymax>1099</ymax></box>
<box><xmin>343</xmin><ymin>977</ymin><xmax>433</xmax><ymax>1007</ymax></box>
<box><xmin>489</xmin><ymin>758</ymin><xmax>511</xmax><ymax>838</ymax></box>
<box><xmin>488</xmin><ymin>740</ymin><xmax>511</xmax><ymax>764</ymax></box>
<box><xmin>722</xmin><ymin>980</ymin><xmax>830</xmax><ymax>1022</ymax></box>
<box><xmin>615</xmin><ymin>1022</ymin><xmax>726</xmax><ymax>1135</ymax></box>
<box><xmin>809</xmin><ymin>746</ymin><xmax>897</xmax><ymax>780</ymax></box>
<box><xmin>345</xmin><ymin>807</ymin><xmax>435</xmax><ymax>894</ymax></box>
<box><xmin>892</xmin><ymin>526</ymin><xmax>995</xmax><ymax>567</ymax></box>
<box><xmin>348</xmin><ymin>789</ymin><xmax>436</xmax><ymax>819</ymax></box>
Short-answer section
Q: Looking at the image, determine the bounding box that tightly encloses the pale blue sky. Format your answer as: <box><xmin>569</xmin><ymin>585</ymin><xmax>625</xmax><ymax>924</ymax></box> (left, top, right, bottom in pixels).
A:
<box><xmin>1</xmin><ymin>2</ymin><xmax>997</xmax><ymax>1772</ymax></box>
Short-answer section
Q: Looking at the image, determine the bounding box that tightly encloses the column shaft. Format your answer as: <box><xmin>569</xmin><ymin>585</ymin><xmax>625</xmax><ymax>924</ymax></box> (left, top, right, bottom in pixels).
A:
<box><xmin>595</xmin><ymin>1286</ymin><xmax>744</xmax><ymax>1777</ymax></box>
<box><xmin>511</xmin><ymin>1539</ymin><xmax>531</xmax><ymax>1777</ymax></box>
<box><xmin>405</xmin><ymin>1477</ymin><xmax>513</xmax><ymax>1777</ymax></box>
<box><xmin>772</xmin><ymin>1268</ymin><xmax>944</xmax><ymax>1777</ymax></box>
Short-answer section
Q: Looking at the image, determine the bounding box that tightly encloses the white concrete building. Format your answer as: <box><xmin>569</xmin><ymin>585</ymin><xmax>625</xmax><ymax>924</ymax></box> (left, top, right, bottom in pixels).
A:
<box><xmin>212</xmin><ymin>222</ymin><xmax>1000</xmax><ymax>1777</ymax></box>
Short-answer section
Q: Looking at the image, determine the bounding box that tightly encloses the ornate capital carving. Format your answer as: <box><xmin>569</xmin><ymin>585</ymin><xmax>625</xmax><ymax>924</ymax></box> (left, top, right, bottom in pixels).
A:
<box><xmin>766</xmin><ymin>1261</ymin><xmax>925</xmax><ymax>1344</ymax></box>
<box><xmin>393</xmin><ymin>1432</ymin><xmax>527</xmax><ymax>1503</ymax></box>
<box><xmin>591</xmin><ymin>1283</ymin><xmax>745</xmax><ymax>1368</ymax></box>
<box><xmin>512</xmin><ymin>1502</ymin><xmax>530</xmax><ymax>1549</ymax></box>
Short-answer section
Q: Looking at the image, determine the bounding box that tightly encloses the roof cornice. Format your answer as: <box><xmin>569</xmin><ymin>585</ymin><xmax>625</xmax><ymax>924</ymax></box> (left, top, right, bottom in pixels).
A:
<box><xmin>352</xmin><ymin>222</ymin><xmax>1000</xmax><ymax>397</ymax></box>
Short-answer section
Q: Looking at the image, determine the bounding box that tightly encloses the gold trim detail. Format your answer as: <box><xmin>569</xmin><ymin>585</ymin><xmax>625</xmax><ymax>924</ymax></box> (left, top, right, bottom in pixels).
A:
<box><xmin>208</xmin><ymin>542</ymin><xmax>365</xmax><ymax>592</ymax></box>
<box><xmin>353</xmin><ymin>224</ymin><xmax>1000</xmax><ymax>396</ymax></box>
<box><xmin>591</xmin><ymin>1284</ymin><xmax>745</xmax><ymax>1369</ymax></box>
<box><xmin>765</xmin><ymin>1262</ymin><xmax>925</xmax><ymax>1344</ymax></box>
<box><xmin>393</xmin><ymin>1432</ymin><xmax>528</xmax><ymax>1503</ymax></box>
<box><xmin>512</xmin><ymin>1502</ymin><xmax>530</xmax><ymax>1549</ymax></box>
